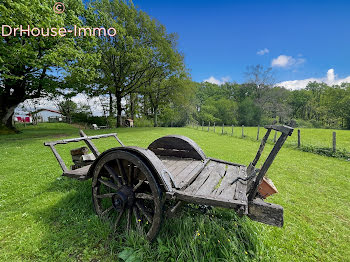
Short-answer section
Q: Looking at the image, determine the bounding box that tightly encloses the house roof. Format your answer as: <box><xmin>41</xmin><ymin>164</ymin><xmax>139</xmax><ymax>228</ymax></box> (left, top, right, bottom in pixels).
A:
<box><xmin>30</xmin><ymin>108</ymin><xmax>62</xmax><ymax>115</ymax></box>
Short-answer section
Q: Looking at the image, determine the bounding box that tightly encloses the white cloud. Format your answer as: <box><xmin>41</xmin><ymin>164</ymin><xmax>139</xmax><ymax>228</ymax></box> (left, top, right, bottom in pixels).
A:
<box><xmin>203</xmin><ymin>76</ymin><xmax>231</xmax><ymax>85</ymax></box>
<box><xmin>277</xmin><ymin>68</ymin><xmax>350</xmax><ymax>90</ymax></box>
<box><xmin>271</xmin><ymin>55</ymin><xmax>305</xmax><ymax>68</ymax></box>
<box><xmin>257</xmin><ymin>48</ymin><xmax>269</xmax><ymax>55</ymax></box>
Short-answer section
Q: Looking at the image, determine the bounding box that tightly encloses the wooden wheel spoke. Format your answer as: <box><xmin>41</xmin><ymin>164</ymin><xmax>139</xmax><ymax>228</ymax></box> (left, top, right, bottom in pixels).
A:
<box><xmin>136</xmin><ymin>201</ymin><xmax>153</xmax><ymax>224</ymax></box>
<box><xmin>104</xmin><ymin>163</ymin><xmax>122</xmax><ymax>187</ymax></box>
<box><xmin>113</xmin><ymin>208</ymin><xmax>125</xmax><ymax>233</ymax></box>
<box><xmin>135</xmin><ymin>193</ymin><xmax>154</xmax><ymax>201</ymax></box>
<box><xmin>101</xmin><ymin>205</ymin><xmax>113</xmax><ymax>217</ymax></box>
<box><xmin>98</xmin><ymin>178</ymin><xmax>119</xmax><ymax>191</ymax></box>
<box><xmin>116</xmin><ymin>159</ymin><xmax>127</xmax><ymax>184</ymax></box>
<box><xmin>96</xmin><ymin>193</ymin><xmax>116</xmax><ymax>199</ymax></box>
<box><xmin>133</xmin><ymin>179</ymin><xmax>145</xmax><ymax>192</ymax></box>
<box><xmin>126</xmin><ymin>208</ymin><xmax>132</xmax><ymax>231</ymax></box>
<box><xmin>127</xmin><ymin>164</ymin><xmax>135</xmax><ymax>186</ymax></box>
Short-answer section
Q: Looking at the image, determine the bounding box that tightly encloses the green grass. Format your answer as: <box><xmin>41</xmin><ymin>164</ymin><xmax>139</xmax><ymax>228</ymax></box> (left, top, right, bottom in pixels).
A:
<box><xmin>196</xmin><ymin>125</ymin><xmax>350</xmax><ymax>152</ymax></box>
<box><xmin>1</xmin><ymin>123</ymin><xmax>349</xmax><ymax>261</ymax></box>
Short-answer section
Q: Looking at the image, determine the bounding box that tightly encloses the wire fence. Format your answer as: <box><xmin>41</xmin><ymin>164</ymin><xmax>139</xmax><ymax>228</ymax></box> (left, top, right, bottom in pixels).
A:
<box><xmin>187</xmin><ymin>122</ymin><xmax>350</xmax><ymax>154</ymax></box>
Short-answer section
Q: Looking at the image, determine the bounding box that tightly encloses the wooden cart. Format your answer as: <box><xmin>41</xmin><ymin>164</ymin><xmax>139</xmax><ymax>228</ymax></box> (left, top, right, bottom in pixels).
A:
<box><xmin>44</xmin><ymin>125</ymin><xmax>293</xmax><ymax>241</ymax></box>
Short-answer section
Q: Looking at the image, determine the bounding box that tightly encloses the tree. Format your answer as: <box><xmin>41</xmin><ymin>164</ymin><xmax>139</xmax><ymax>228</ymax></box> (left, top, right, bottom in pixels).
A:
<box><xmin>0</xmin><ymin>0</ymin><xmax>97</xmax><ymax>130</ymax></box>
<box><xmin>57</xmin><ymin>100</ymin><xmax>77</xmax><ymax>124</ymax></box>
<box><xmin>245</xmin><ymin>64</ymin><xmax>274</xmax><ymax>91</ymax></box>
<box><xmin>260</xmin><ymin>86</ymin><xmax>292</xmax><ymax>123</ymax></box>
<box><xmin>288</xmin><ymin>89</ymin><xmax>311</xmax><ymax>119</ymax></box>
<box><xmin>237</xmin><ymin>97</ymin><xmax>262</xmax><ymax>126</ymax></box>
<box><xmin>89</xmin><ymin>0</ymin><xmax>184</xmax><ymax>127</ymax></box>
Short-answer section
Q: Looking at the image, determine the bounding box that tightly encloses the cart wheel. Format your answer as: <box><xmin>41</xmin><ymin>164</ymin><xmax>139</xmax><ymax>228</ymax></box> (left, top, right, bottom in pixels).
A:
<box><xmin>92</xmin><ymin>149</ymin><xmax>163</xmax><ymax>241</ymax></box>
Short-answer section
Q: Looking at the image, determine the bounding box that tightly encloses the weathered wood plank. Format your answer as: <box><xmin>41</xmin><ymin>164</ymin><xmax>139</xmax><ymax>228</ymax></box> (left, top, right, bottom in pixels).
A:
<box><xmin>167</xmin><ymin>160</ymin><xmax>190</xmax><ymax>173</ymax></box>
<box><xmin>184</xmin><ymin>161</ymin><xmax>216</xmax><ymax>195</ymax></box>
<box><xmin>173</xmin><ymin>190</ymin><xmax>247</xmax><ymax>209</ymax></box>
<box><xmin>70</xmin><ymin>146</ymin><xmax>89</xmax><ymax>156</ymax></box>
<box><xmin>195</xmin><ymin>162</ymin><xmax>226</xmax><ymax>196</ymax></box>
<box><xmin>63</xmin><ymin>165</ymin><xmax>91</xmax><ymax>180</ymax></box>
<box><xmin>248</xmin><ymin>198</ymin><xmax>283</xmax><ymax>227</ymax></box>
<box><xmin>161</xmin><ymin>158</ymin><xmax>181</xmax><ymax>170</ymax></box>
<box><xmin>178</xmin><ymin>160</ymin><xmax>209</xmax><ymax>189</ymax></box>
<box><xmin>214</xmin><ymin>165</ymin><xmax>240</xmax><ymax>199</ymax></box>
<box><xmin>174</xmin><ymin>160</ymin><xmax>201</xmax><ymax>185</ymax></box>
<box><xmin>151</xmin><ymin>148</ymin><xmax>203</xmax><ymax>160</ymax></box>
<box><xmin>148</xmin><ymin>135</ymin><xmax>206</xmax><ymax>160</ymax></box>
<box><xmin>171</xmin><ymin>159</ymin><xmax>194</xmax><ymax>177</ymax></box>
<box><xmin>234</xmin><ymin>166</ymin><xmax>248</xmax><ymax>205</ymax></box>
<box><xmin>264</xmin><ymin>125</ymin><xmax>293</xmax><ymax>135</ymax></box>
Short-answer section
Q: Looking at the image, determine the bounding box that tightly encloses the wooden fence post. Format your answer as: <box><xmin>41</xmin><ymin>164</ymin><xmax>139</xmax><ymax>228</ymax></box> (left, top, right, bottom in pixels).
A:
<box><xmin>274</xmin><ymin>131</ymin><xmax>277</xmax><ymax>143</ymax></box>
<box><xmin>208</xmin><ymin>122</ymin><xmax>210</xmax><ymax>132</ymax></box>
<box><xmin>231</xmin><ymin>125</ymin><xmax>234</xmax><ymax>136</ymax></box>
<box><xmin>213</xmin><ymin>122</ymin><xmax>215</xmax><ymax>133</ymax></box>
<box><xmin>257</xmin><ymin>125</ymin><xmax>260</xmax><ymax>141</ymax></box>
<box><xmin>333</xmin><ymin>132</ymin><xmax>336</xmax><ymax>152</ymax></box>
<box><xmin>242</xmin><ymin>125</ymin><xmax>244</xmax><ymax>138</ymax></box>
<box><xmin>202</xmin><ymin>121</ymin><xmax>203</xmax><ymax>131</ymax></box>
<box><xmin>298</xmin><ymin>129</ymin><xmax>301</xmax><ymax>148</ymax></box>
<box><xmin>222</xmin><ymin>124</ymin><xmax>224</xmax><ymax>135</ymax></box>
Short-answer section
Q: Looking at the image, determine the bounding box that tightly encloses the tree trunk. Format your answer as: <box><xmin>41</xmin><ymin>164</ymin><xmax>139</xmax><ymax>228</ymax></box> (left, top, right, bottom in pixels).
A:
<box><xmin>109</xmin><ymin>91</ymin><xmax>113</xmax><ymax>117</ymax></box>
<box><xmin>130</xmin><ymin>93</ymin><xmax>135</xmax><ymax>120</ymax></box>
<box><xmin>0</xmin><ymin>79</ymin><xmax>26</xmax><ymax>130</ymax></box>
<box><xmin>153</xmin><ymin>106</ymin><xmax>158</xmax><ymax>127</ymax></box>
<box><xmin>116</xmin><ymin>92</ymin><xmax>123</xmax><ymax>127</ymax></box>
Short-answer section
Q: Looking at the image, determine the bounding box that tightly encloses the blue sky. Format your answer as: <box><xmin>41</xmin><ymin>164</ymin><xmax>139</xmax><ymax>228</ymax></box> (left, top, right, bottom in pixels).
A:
<box><xmin>134</xmin><ymin>0</ymin><xmax>350</xmax><ymax>88</ymax></box>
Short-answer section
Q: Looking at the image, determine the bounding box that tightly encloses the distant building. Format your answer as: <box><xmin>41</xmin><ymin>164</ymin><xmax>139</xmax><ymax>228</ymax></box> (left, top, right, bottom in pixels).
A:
<box><xmin>14</xmin><ymin>108</ymin><xmax>66</xmax><ymax>123</ymax></box>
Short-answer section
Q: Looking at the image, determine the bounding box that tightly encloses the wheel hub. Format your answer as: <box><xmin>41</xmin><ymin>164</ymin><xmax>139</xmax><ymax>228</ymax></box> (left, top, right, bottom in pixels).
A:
<box><xmin>112</xmin><ymin>186</ymin><xmax>134</xmax><ymax>211</ymax></box>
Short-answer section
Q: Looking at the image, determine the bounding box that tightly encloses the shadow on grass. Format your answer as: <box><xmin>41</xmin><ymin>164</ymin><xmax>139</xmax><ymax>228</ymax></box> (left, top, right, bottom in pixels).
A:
<box><xmin>33</xmin><ymin>178</ymin><xmax>271</xmax><ymax>261</ymax></box>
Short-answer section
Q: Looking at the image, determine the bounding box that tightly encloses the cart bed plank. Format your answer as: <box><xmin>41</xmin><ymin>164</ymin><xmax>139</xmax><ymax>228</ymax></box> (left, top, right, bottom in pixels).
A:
<box><xmin>159</xmin><ymin>156</ymin><xmax>204</xmax><ymax>188</ymax></box>
<box><xmin>63</xmin><ymin>165</ymin><xmax>91</xmax><ymax>180</ymax></box>
<box><xmin>159</xmin><ymin>156</ymin><xmax>249</xmax><ymax>207</ymax></box>
<box><xmin>178</xmin><ymin>159</ymin><xmax>248</xmax><ymax>206</ymax></box>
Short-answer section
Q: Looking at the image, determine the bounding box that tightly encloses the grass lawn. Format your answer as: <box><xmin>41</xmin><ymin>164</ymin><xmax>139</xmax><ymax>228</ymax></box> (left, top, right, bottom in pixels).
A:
<box><xmin>0</xmin><ymin>123</ymin><xmax>349</xmax><ymax>261</ymax></box>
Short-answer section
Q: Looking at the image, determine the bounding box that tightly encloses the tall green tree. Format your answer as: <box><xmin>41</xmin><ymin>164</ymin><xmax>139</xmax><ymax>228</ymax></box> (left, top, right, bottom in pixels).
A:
<box><xmin>89</xmin><ymin>0</ymin><xmax>184</xmax><ymax>127</ymax></box>
<box><xmin>0</xmin><ymin>0</ymin><xmax>97</xmax><ymax>130</ymax></box>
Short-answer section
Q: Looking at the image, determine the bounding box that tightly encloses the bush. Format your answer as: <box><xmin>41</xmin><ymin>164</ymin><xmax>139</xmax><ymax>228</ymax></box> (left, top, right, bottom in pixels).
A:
<box><xmin>133</xmin><ymin>117</ymin><xmax>153</xmax><ymax>127</ymax></box>
<box><xmin>294</xmin><ymin>119</ymin><xmax>316</xmax><ymax>128</ymax></box>
<box><xmin>72</xmin><ymin>113</ymin><xmax>108</xmax><ymax>127</ymax></box>
<box><xmin>300</xmin><ymin>145</ymin><xmax>350</xmax><ymax>160</ymax></box>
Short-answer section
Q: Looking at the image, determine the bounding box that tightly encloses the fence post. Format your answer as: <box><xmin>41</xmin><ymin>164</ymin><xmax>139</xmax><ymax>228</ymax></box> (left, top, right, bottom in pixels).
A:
<box><xmin>222</xmin><ymin>124</ymin><xmax>224</xmax><ymax>135</ymax></box>
<box><xmin>213</xmin><ymin>122</ymin><xmax>215</xmax><ymax>133</ymax></box>
<box><xmin>298</xmin><ymin>129</ymin><xmax>301</xmax><ymax>148</ymax></box>
<box><xmin>202</xmin><ymin>121</ymin><xmax>203</xmax><ymax>131</ymax></box>
<box><xmin>274</xmin><ymin>131</ymin><xmax>277</xmax><ymax>143</ymax></box>
<box><xmin>232</xmin><ymin>125</ymin><xmax>234</xmax><ymax>136</ymax></box>
<box><xmin>257</xmin><ymin>125</ymin><xmax>260</xmax><ymax>141</ymax></box>
<box><xmin>241</xmin><ymin>125</ymin><xmax>244</xmax><ymax>138</ymax></box>
<box><xmin>333</xmin><ymin>132</ymin><xmax>336</xmax><ymax>152</ymax></box>
<box><xmin>208</xmin><ymin>122</ymin><xmax>210</xmax><ymax>132</ymax></box>
<box><xmin>171</xmin><ymin>121</ymin><xmax>173</xmax><ymax>128</ymax></box>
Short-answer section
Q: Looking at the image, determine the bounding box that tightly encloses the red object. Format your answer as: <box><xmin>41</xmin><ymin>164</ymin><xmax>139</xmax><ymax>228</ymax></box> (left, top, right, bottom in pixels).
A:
<box><xmin>258</xmin><ymin>177</ymin><xmax>278</xmax><ymax>199</ymax></box>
